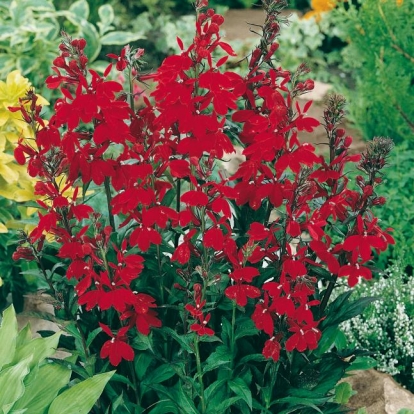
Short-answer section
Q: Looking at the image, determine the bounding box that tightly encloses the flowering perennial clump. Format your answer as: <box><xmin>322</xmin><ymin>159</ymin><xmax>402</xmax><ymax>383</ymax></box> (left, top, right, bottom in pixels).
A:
<box><xmin>10</xmin><ymin>0</ymin><xmax>394</xmax><ymax>411</ymax></box>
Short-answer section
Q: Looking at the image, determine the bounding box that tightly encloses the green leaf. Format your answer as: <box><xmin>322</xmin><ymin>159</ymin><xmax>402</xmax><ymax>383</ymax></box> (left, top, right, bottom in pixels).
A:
<box><xmin>142</xmin><ymin>364</ymin><xmax>176</xmax><ymax>390</ymax></box>
<box><xmin>15</xmin><ymin>323</ymin><xmax>32</xmax><ymax>348</ymax></box>
<box><xmin>235</xmin><ymin>317</ymin><xmax>258</xmax><ymax>340</ymax></box>
<box><xmin>215</xmin><ymin>396</ymin><xmax>243</xmax><ymax>412</ymax></box>
<box><xmin>149</xmin><ymin>400</ymin><xmax>179</xmax><ymax>414</ymax></box>
<box><xmin>12</xmin><ymin>363</ymin><xmax>71</xmax><ymax>412</ymax></box>
<box><xmin>0</xmin><ymin>305</ymin><xmax>18</xmax><ymax>370</ymax></box>
<box><xmin>334</xmin><ymin>382</ymin><xmax>354</xmax><ymax>404</ymax></box>
<box><xmin>346</xmin><ymin>356</ymin><xmax>377</xmax><ymax>372</ymax></box>
<box><xmin>397</xmin><ymin>410</ymin><xmax>414</xmax><ymax>414</ymax></box>
<box><xmin>237</xmin><ymin>353</ymin><xmax>266</xmax><ymax>366</ymax></box>
<box><xmin>86</xmin><ymin>327</ymin><xmax>102</xmax><ymax>348</ymax></box>
<box><xmin>131</xmin><ymin>332</ymin><xmax>152</xmax><ymax>351</ymax></box>
<box><xmin>134</xmin><ymin>352</ymin><xmax>153</xmax><ymax>381</ymax></box>
<box><xmin>171</xmin><ymin>382</ymin><xmax>199</xmax><ymax>414</ymax></box>
<box><xmin>98</xmin><ymin>4</ymin><xmax>114</xmax><ymax>26</ymax></box>
<box><xmin>272</xmin><ymin>396</ymin><xmax>325</xmax><ymax>413</ymax></box>
<box><xmin>12</xmin><ymin>332</ymin><xmax>61</xmax><ymax>370</ymax></box>
<box><xmin>0</xmin><ymin>356</ymin><xmax>31</xmax><ymax>409</ymax></box>
<box><xmin>100</xmin><ymin>31</ymin><xmax>145</xmax><ymax>46</ymax></box>
<box><xmin>229</xmin><ymin>378</ymin><xmax>253</xmax><ymax>410</ymax></box>
<box><xmin>160</xmin><ymin>327</ymin><xmax>193</xmax><ymax>353</ymax></box>
<box><xmin>322</xmin><ymin>292</ymin><xmax>378</xmax><ymax>328</ymax></box>
<box><xmin>69</xmin><ymin>0</ymin><xmax>89</xmax><ymax>20</ymax></box>
<box><xmin>205</xmin><ymin>379</ymin><xmax>227</xmax><ymax>403</ymax></box>
<box><xmin>314</xmin><ymin>326</ymin><xmax>340</xmax><ymax>357</ymax></box>
<box><xmin>48</xmin><ymin>371</ymin><xmax>114</xmax><ymax>414</ymax></box>
<box><xmin>203</xmin><ymin>345</ymin><xmax>231</xmax><ymax>373</ymax></box>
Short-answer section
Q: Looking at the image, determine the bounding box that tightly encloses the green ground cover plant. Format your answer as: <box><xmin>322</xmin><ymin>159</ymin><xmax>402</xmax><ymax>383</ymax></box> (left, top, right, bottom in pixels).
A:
<box><xmin>341</xmin><ymin>263</ymin><xmax>414</xmax><ymax>392</ymax></box>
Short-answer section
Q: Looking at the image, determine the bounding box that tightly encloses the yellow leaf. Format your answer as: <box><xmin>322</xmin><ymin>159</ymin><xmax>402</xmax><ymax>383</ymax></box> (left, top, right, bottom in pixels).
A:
<box><xmin>0</xmin><ymin>222</ymin><xmax>8</xmax><ymax>233</ymax></box>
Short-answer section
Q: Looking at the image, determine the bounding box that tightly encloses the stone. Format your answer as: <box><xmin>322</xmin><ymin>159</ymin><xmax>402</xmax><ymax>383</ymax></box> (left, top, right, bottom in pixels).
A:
<box><xmin>344</xmin><ymin>369</ymin><xmax>414</xmax><ymax>413</ymax></box>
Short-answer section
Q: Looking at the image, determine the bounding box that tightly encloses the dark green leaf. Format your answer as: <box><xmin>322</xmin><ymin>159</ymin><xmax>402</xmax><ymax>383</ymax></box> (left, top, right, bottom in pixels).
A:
<box><xmin>215</xmin><ymin>396</ymin><xmax>243</xmax><ymax>412</ymax></box>
<box><xmin>346</xmin><ymin>356</ymin><xmax>377</xmax><ymax>372</ymax></box>
<box><xmin>142</xmin><ymin>364</ymin><xmax>176</xmax><ymax>389</ymax></box>
<box><xmin>229</xmin><ymin>378</ymin><xmax>253</xmax><ymax>410</ymax></box>
<box><xmin>149</xmin><ymin>400</ymin><xmax>179</xmax><ymax>414</ymax></box>
<box><xmin>203</xmin><ymin>345</ymin><xmax>231</xmax><ymax>373</ymax></box>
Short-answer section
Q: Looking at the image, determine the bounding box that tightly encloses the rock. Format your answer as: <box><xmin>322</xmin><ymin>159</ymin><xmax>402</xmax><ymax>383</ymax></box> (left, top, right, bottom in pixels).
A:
<box><xmin>344</xmin><ymin>369</ymin><xmax>414</xmax><ymax>413</ymax></box>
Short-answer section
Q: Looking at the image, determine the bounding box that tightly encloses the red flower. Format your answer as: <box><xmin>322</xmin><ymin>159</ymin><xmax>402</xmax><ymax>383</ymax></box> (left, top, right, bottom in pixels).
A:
<box><xmin>285</xmin><ymin>321</ymin><xmax>321</xmax><ymax>352</ymax></box>
<box><xmin>190</xmin><ymin>313</ymin><xmax>215</xmax><ymax>336</ymax></box>
<box><xmin>107</xmin><ymin>46</ymin><xmax>128</xmax><ymax>71</ymax></box>
<box><xmin>338</xmin><ymin>262</ymin><xmax>372</xmax><ymax>287</ymax></box>
<box><xmin>262</xmin><ymin>338</ymin><xmax>281</xmax><ymax>362</ymax></box>
<box><xmin>252</xmin><ymin>293</ymin><xmax>274</xmax><ymax>335</ymax></box>
<box><xmin>99</xmin><ymin>324</ymin><xmax>134</xmax><ymax>366</ymax></box>
<box><xmin>225</xmin><ymin>283</ymin><xmax>261</xmax><ymax>307</ymax></box>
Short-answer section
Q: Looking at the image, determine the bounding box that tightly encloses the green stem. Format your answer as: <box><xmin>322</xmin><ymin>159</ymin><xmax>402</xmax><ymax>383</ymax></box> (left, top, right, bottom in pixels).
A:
<box><xmin>104</xmin><ymin>177</ymin><xmax>116</xmax><ymax>230</ymax></box>
<box><xmin>194</xmin><ymin>337</ymin><xmax>206</xmax><ymax>413</ymax></box>
<box><xmin>128</xmin><ymin>66</ymin><xmax>135</xmax><ymax>112</ymax></box>
<box><xmin>128</xmin><ymin>360</ymin><xmax>141</xmax><ymax>406</ymax></box>
<box><xmin>230</xmin><ymin>301</ymin><xmax>237</xmax><ymax>370</ymax></box>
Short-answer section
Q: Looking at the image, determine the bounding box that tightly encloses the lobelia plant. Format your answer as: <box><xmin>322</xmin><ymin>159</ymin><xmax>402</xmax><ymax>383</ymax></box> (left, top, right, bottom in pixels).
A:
<box><xmin>10</xmin><ymin>0</ymin><xmax>395</xmax><ymax>412</ymax></box>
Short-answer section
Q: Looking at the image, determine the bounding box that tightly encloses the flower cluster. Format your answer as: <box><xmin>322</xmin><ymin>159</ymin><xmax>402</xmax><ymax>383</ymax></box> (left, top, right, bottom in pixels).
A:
<box><xmin>12</xmin><ymin>0</ymin><xmax>393</xmax><ymax>369</ymax></box>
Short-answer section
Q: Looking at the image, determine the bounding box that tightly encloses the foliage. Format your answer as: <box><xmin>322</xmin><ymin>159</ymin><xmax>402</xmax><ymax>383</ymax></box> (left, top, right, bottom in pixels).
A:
<box><xmin>331</xmin><ymin>0</ymin><xmax>414</xmax><ymax>145</ymax></box>
<box><xmin>10</xmin><ymin>0</ymin><xmax>394</xmax><ymax>412</ymax></box>
<box><xmin>367</xmin><ymin>143</ymin><xmax>414</xmax><ymax>269</ymax></box>
<box><xmin>0</xmin><ymin>305</ymin><xmax>114</xmax><ymax>413</ymax></box>
<box><xmin>341</xmin><ymin>263</ymin><xmax>414</xmax><ymax>391</ymax></box>
<box><xmin>0</xmin><ymin>0</ymin><xmax>144</xmax><ymax>92</ymax></box>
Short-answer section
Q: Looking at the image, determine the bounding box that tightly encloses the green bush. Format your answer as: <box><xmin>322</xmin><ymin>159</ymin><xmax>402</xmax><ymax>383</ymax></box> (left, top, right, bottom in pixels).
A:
<box><xmin>331</xmin><ymin>0</ymin><xmax>414</xmax><ymax>145</ymax></box>
<box><xmin>369</xmin><ymin>144</ymin><xmax>414</xmax><ymax>269</ymax></box>
<box><xmin>340</xmin><ymin>263</ymin><xmax>414</xmax><ymax>391</ymax></box>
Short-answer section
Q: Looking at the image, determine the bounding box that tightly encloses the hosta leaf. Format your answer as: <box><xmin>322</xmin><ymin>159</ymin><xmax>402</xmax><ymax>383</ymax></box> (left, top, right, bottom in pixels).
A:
<box><xmin>48</xmin><ymin>371</ymin><xmax>114</xmax><ymax>414</ymax></box>
<box><xmin>0</xmin><ymin>356</ymin><xmax>31</xmax><ymax>409</ymax></box>
<box><xmin>12</xmin><ymin>363</ymin><xmax>71</xmax><ymax>412</ymax></box>
<box><xmin>0</xmin><ymin>305</ymin><xmax>18</xmax><ymax>370</ymax></box>
<box><xmin>100</xmin><ymin>31</ymin><xmax>145</xmax><ymax>46</ymax></box>
<box><xmin>12</xmin><ymin>332</ymin><xmax>61</xmax><ymax>370</ymax></box>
